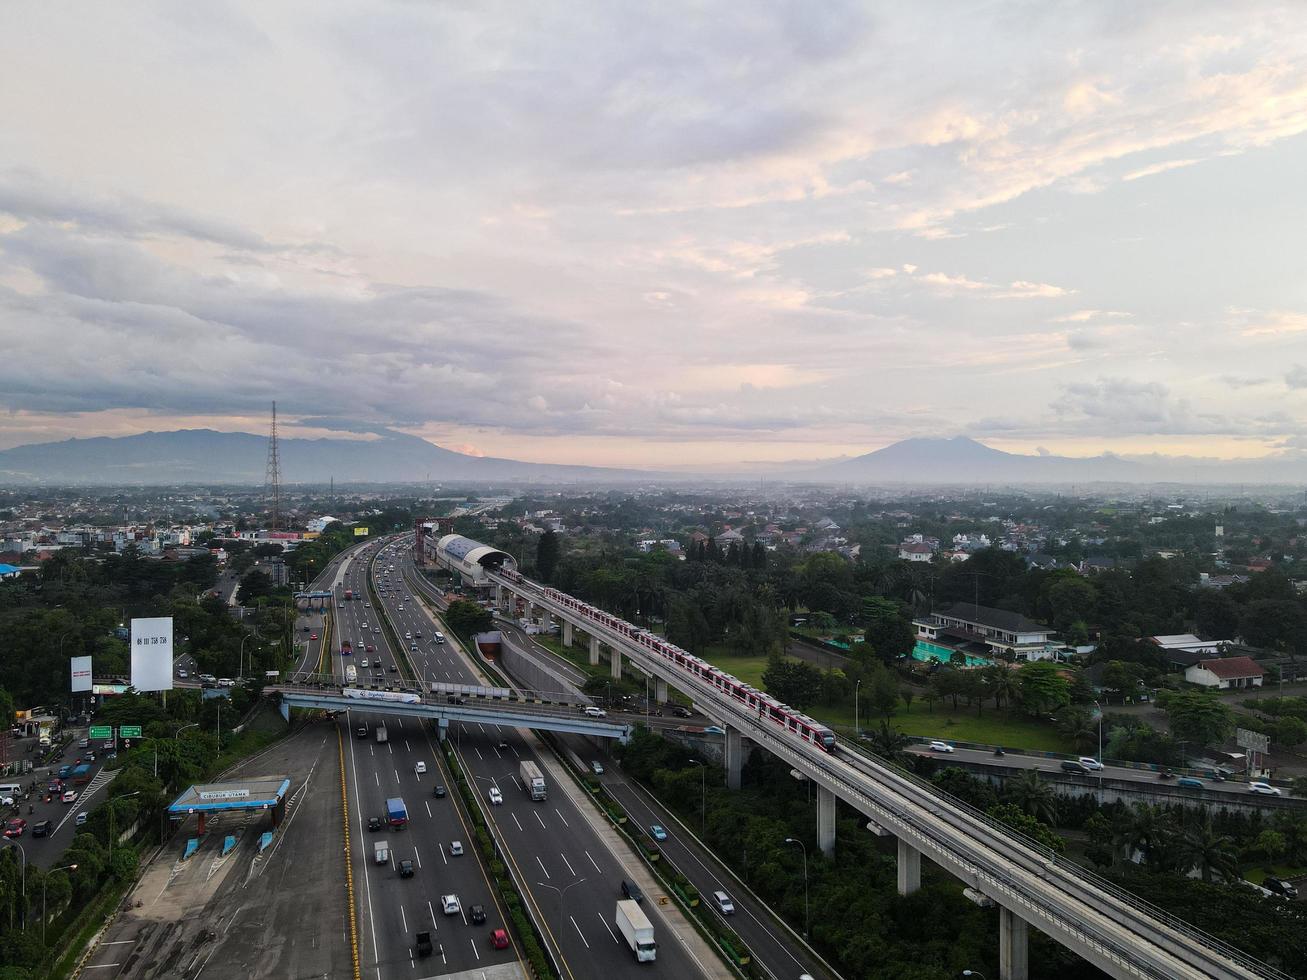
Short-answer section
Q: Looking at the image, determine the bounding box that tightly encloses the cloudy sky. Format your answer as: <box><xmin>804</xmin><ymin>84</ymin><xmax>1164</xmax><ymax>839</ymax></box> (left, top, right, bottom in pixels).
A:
<box><xmin>3</xmin><ymin>1</ymin><xmax>1307</xmax><ymax>468</ymax></box>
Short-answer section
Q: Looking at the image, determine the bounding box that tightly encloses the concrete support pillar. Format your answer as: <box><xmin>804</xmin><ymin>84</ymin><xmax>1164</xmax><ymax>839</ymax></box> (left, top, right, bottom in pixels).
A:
<box><xmin>896</xmin><ymin>838</ymin><xmax>921</xmax><ymax>896</ymax></box>
<box><xmin>610</xmin><ymin>647</ymin><xmax>623</xmax><ymax>680</ymax></box>
<box><xmin>654</xmin><ymin>677</ymin><xmax>668</xmax><ymax>703</ymax></box>
<box><xmin>724</xmin><ymin>726</ymin><xmax>743</xmax><ymax>790</ymax></box>
<box><xmin>589</xmin><ymin>636</ymin><xmax>601</xmax><ymax>667</ymax></box>
<box><xmin>437</xmin><ymin>718</ymin><xmax>449</xmax><ymax>742</ymax></box>
<box><xmin>562</xmin><ymin>621</ymin><xmax>574</xmax><ymax>648</ymax></box>
<box><xmin>197</xmin><ymin>812</ymin><xmax>207</xmax><ymax>836</ymax></box>
<box><xmin>1000</xmin><ymin>907</ymin><xmax>1029</xmax><ymax>980</ymax></box>
<box><xmin>494</xmin><ymin>583</ymin><xmax>503</xmax><ymax>608</ymax></box>
<box><xmin>816</xmin><ymin>785</ymin><xmax>836</xmax><ymax>856</ymax></box>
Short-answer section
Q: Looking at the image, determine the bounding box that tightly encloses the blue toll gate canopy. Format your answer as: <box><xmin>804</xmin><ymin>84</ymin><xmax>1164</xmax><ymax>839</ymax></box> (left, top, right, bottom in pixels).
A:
<box><xmin>168</xmin><ymin>776</ymin><xmax>291</xmax><ymax>816</ymax></box>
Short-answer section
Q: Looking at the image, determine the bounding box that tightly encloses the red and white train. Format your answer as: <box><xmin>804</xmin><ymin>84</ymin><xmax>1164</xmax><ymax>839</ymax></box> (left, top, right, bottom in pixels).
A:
<box><xmin>498</xmin><ymin>569</ymin><xmax>836</xmax><ymax>753</ymax></box>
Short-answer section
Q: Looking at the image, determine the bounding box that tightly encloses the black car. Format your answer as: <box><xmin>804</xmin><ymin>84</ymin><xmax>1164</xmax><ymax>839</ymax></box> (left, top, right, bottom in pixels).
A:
<box><xmin>1265</xmin><ymin>876</ymin><xmax>1299</xmax><ymax>899</ymax></box>
<box><xmin>30</xmin><ymin>820</ymin><xmax>52</xmax><ymax>838</ymax></box>
<box><xmin>368</xmin><ymin>816</ymin><xmax>383</xmax><ymax>832</ymax></box>
<box><xmin>1060</xmin><ymin>760</ymin><xmax>1089</xmax><ymax>774</ymax></box>
<box><xmin>433</xmin><ymin>784</ymin><xmax>446</xmax><ymax>798</ymax></box>
<box><xmin>470</xmin><ymin>903</ymin><xmax>487</xmax><ymax>925</ymax></box>
<box><xmin>671</xmin><ymin>706</ymin><xmax>693</xmax><ymax>719</ymax></box>
<box><xmin>399</xmin><ymin>859</ymin><xmax>415</xmax><ymax>878</ymax></box>
<box><xmin>621</xmin><ymin>879</ymin><xmax>644</xmax><ymax>902</ymax></box>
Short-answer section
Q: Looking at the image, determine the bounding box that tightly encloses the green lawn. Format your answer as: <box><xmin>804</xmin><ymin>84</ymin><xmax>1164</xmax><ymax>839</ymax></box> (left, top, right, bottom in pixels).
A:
<box><xmin>1244</xmin><ymin>865</ymin><xmax>1307</xmax><ymax>884</ymax></box>
<box><xmin>692</xmin><ymin>647</ymin><xmax>1075</xmax><ymax>752</ymax></box>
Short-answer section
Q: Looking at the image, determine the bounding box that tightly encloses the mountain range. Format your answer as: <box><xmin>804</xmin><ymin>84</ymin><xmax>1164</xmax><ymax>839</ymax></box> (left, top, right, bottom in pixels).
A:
<box><xmin>0</xmin><ymin>428</ymin><xmax>646</xmax><ymax>485</ymax></box>
<box><xmin>0</xmin><ymin>429</ymin><xmax>1304</xmax><ymax>486</ymax></box>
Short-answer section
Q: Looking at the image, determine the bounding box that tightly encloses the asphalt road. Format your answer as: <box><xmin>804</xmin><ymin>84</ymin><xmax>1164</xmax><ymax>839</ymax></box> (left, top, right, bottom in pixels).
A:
<box><xmin>904</xmin><ymin>743</ymin><xmax>1298</xmax><ymax>803</ymax></box>
<box><xmin>80</xmin><ymin>722</ymin><xmax>351</xmax><ymax>979</ymax></box>
<box><xmin>331</xmin><ymin>540</ymin><xmax>523</xmax><ymax>979</ymax></box>
<box><xmin>376</xmin><ymin>540</ymin><xmax>715</xmax><ymax>980</ymax></box>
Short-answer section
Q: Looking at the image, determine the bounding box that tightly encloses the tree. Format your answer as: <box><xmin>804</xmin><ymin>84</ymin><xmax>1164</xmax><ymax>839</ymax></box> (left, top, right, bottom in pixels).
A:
<box><xmin>1158</xmin><ymin>689</ymin><xmax>1234</xmax><ymax>749</ymax></box>
<box><xmin>443</xmin><ymin>599</ymin><xmax>493</xmax><ymax>639</ymax></box>
<box><xmin>985</xmin><ymin>803</ymin><xmax>1065</xmax><ymax>852</ymax></box>
<box><xmin>535</xmin><ymin>530</ymin><xmax>561</xmax><ymax>583</ymax></box>
<box><xmin>867</xmin><ymin>664</ymin><xmax>900</xmax><ymax>719</ymax></box>
<box><xmin>1041</xmin><ymin>575</ymin><xmax>1097</xmax><ymax>634</ymax></box>
<box><xmin>1005</xmin><ymin>769</ymin><xmax>1058</xmax><ymax>825</ymax></box>
<box><xmin>236</xmin><ymin>569</ymin><xmax>273</xmax><ymax>604</ymax></box>
<box><xmin>866</xmin><ymin>721</ymin><xmax>912</xmax><ymax>764</ymax></box>
<box><xmin>1083</xmin><ymin>812</ymin><xmax>1116</xmax><ymax>868</ymax></box>
<box><xmin>1113</xmin><ymin>803</ymin><xmax>1178</xmax><ymax>872</ymax></box>
<box><xmin>1274</xmin><ymin>716</ymin><xmax>1307</xmax><ymax>749</ymax></box>
<box><xmin>1017</xmin><ymin>661</ymin><xmax>1070</xmax><ymax>717</ymax></box>
<box><xmin>1195</xmin><ymin>591</ymin><xmax>1241</xmax><ymax>640</ymax></box>
<box><xmin>1056</xmin><ymin>707</ymin><xmax>1099</xmax><ymax>752</ymax></box>
<box><xmin>760</xmin><ymin>658</ymin><xmax>822</xmax><ymax>710</ymax></box>
<box><xmin>1175</xmin><ymin>817</ymin><xmax>1240</xmax><ymax>883</ymax></box>
<box><xmin>860</xmin><ymin>596</ymin><xmax>914</xmax><ymax>663</ymax></box>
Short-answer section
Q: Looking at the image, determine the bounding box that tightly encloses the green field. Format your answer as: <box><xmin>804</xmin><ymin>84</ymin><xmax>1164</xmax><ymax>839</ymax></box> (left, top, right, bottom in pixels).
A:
<box><xmin>691</xmin><ymin>647</ymin><xmax>1075</xmax><ymax>752</ymax></box>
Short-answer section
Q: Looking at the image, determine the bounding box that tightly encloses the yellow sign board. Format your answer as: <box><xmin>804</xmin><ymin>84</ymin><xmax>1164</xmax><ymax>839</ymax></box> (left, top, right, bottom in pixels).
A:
<box><xmin>354</xmin><ymin>527</ymin><xmax>369</xmax><ymax>537</ymax></box>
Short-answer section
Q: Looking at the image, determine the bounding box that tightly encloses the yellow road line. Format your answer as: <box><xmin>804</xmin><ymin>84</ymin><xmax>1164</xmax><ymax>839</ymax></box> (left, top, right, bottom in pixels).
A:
<box><xmin>338</xmin><ymin>729</ymin><xmax>362</xmax><ymax>980</ymax></box>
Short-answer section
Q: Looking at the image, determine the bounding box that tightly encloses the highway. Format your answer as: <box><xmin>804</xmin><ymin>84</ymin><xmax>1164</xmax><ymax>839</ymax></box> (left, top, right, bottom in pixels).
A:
<box><xmin>402</xmin><ymin>545</ymin><xmax>838</xmax><ymax>979</ymax></box>
<box><xmin>904</xmin><ymin>744</ymin><xmax>1302</xmax><ymax>807</ymax></box>
<box><xmin>331</xmin><ymin>541</ymin><xmax>518</xmax><ymax>977</ymax></box>
<box><xmin>366</xmin><ymin>540</ymin><xmax>718</xmax><ymax>980</ymax></box>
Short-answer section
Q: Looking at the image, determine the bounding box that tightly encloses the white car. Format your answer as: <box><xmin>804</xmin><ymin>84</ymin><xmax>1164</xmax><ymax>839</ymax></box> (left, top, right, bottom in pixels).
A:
<box><xmin>712</xmin><ymin>890</ymin><xmax>736</xmax><ymax>915</ymax></box>
<box><xmin>374</xmin><ymin>628</ymin><xmax>381</xmax><ymax>634</ymax></box>
<box><xmin>1249</xmin><ymin>781</ymin><xmax>1282</xmax><ymax>796</ymax></box>
<box><xmin>449</xmin><ymin>840</ymin><xmax>464</xmax><ymax>856</ymax></box>
<box><xmin>591</xmin><ymin>761</ymin><xmax>605</xmax><ymax>775</ymax></box>
<box><xmin>928</xmin><ymin>740</ymin><xmax>954</xmax><ymax>753</ymax></box>
<box><xmin>361</xmin><ymin>658</ymin><xmax>369</xmax><ymax>668</ymax></box>
<box><xmin>1078</xmin><ymin>757</ymin><xmax>1104</xmax><ymax>771</ymax></box>
<box><xmin>488</xmin><ymin>787</ymin><xmax>503</xmax><ymax>805</ymax></box>
<box><xmin>177</xmin><ymin>669</ymin><xmax>188</xmax><ymax>679</ymax></box>
<box><xmin>441</xmin><ymin>894</ymin><xmax>461</xmax><ymax>915</ymax></box>
<box><xmin>583</xmin><ymin>706</ymin><xmax>607</xmax><ymax>718</ymax></box>
<box><xmin>415</xmin><ymin>761</ymin><xmax>427</xmax><ymax>775</ymax></box>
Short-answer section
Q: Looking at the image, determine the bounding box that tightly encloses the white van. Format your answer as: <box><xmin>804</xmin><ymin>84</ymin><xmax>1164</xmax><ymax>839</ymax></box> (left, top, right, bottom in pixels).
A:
<box><xmin>374</xmin><ymin>840</ymin><xmax>390</xmax><ymax>864</ymax></box>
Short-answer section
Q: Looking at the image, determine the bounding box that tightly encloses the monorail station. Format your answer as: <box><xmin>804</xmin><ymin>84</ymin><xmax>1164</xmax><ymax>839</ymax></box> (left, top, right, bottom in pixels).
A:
<box><xmin>168</xmin><ymin>776</ymin><xmax>291</xmax><ymax>835</ymax></box>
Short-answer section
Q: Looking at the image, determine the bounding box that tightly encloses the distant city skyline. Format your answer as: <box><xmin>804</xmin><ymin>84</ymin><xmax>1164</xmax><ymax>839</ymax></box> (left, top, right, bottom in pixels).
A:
<box><xmin>3</xmin><ymin>3</ymin><xmax>1307</xmax><ymax>468</ymax></box>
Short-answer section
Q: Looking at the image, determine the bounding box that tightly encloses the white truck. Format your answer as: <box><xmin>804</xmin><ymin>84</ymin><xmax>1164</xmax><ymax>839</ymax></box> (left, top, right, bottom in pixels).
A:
<box><xmin>520</xmin><ymin>760</ymin><xmax>547</xmax><ymax>801</ymax></box>
<box><xmin>345</xmin><ymin>664</ymin><xmax>358</xmax><ymax>684</ymax></box>
<box><xmin>374</xmin><ymin>840</ymin><xmax>390</xmax><ymax>865</ymax></box>
<box><xmin>376</xmin><ymin>723</ymin><xmax>388</xmax><ymax>744</ymax></box>
<box><xmin>615</xmin><ymin>900</ymin><xmax>656</xmax><ymax>962</ymax></box>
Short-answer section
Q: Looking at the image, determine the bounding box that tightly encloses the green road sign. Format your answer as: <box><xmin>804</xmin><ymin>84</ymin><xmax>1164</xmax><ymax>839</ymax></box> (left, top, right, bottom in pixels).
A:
<box><xmin>89</xmin><ymin>726</ymin><xmax>112</xmax><ymax>740</ymax></box>
<box><xmin>118</xmin><ymin>726</ymin><xmax>142</xmax><ymax>738</ymax></box>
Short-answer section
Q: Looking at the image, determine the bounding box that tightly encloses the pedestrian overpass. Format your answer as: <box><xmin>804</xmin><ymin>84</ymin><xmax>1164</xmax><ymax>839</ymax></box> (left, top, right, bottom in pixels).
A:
<box><xmin>269</xmin><ymin>683</ymin><xmax>634</xmax><ymax>742</ymax></box>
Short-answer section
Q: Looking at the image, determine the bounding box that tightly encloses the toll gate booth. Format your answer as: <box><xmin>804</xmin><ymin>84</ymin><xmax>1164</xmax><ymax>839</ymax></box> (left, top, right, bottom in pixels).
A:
<box><xmin>168</xmin><ymin>776</ymin><xmax>291</xmax><ymax>836</ymax></box>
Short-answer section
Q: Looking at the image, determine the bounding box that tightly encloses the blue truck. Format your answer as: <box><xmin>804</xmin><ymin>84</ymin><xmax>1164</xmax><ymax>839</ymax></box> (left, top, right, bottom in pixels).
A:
<box><xmin>72</xmin><ymin>763</ymin><xmax>93</xmax><ymax>785</ymax></box>
<box><xmin>386</xmin><ymin>797</ymin><xmax>408</xmax><ymax>829</ymax></box>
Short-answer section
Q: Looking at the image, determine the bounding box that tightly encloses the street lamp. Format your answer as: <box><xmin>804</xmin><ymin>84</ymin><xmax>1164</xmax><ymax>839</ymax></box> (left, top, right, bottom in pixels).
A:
<box><xmin>3</xmin><ymin>842</ymin><xmax>26</xmax><ymax>930</ymax></box>
<box><xmin>855</xmin><ymin>679</ymin><xmax>862</xmax><ymax>737</ymax></box>
<box><xmin>42</xmin><ymin>864</ymin><xmax>77</xmax><ymax>944</ymax></box>
<box><xmin>962</xmin><ymin>972</ymin><xmax>987</xmax><ymax>979</ymax></box>
<box><xmin>1092</xmin><ymin>699</ymin><xmax>1104</xmax><ymax>805</ymax></box>
<box><xmin>783</xmin><ymin>837</ymin><xmax>809</xmax><ymax>939</ymax></box>
<box><xmin>689</xmin><ymin>760</ymin><xmax>706</xmax><ymax>834</ymax></box>
<box><xmin>239</xmin><ymin>634</ymin><xmax>253</xmax><ymax>680</ymax></box>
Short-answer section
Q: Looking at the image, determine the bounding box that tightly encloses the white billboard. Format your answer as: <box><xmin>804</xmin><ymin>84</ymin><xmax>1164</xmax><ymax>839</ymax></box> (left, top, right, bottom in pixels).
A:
<box><xmin>130</xmin><ymin>617</ymin><xmax>174</xmax><ymax>692</ymax></box>
<box><xmin>70</xmin><ymin>655</ymin><xmax>93</xmax><ymax>693</ymax></box>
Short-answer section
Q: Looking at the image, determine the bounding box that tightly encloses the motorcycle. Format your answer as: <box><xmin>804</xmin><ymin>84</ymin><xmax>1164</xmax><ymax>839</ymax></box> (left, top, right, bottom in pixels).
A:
<box><xmin>993</xmin><ymin>747</ymin><xmax>1006</xmax><ymax>757</ymax></box>
<box><xmin>1159</xmin><ymin>768</ymin><xmax>1175</xmax><ymax>779</ymax></box>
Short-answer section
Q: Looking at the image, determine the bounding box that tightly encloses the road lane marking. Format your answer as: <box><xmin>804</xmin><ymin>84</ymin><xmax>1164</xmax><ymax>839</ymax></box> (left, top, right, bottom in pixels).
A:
<box><xmin>415</xmin><ymin>846</ymin><xmax>422</xmax><ymax>869</ymax></box>
<box><xmin>584</xmin><ymin>850</ymin><xmax>602</xmax><ymax>873</ymax></box>
<box><xmin>425</xmin><ymin>801</ymin><xmax>432</xmax><ymax>818</ymax></box>
<box><xmin>428</xmin><ymin>900</ymin><xmax>438</xmax><ymax>927</ymax></box>
<box><xmin>534</xmin><ymin>811</ymin><xmax>547</xmax><ymax>830</ymax></box>
<box><xmin>512</xmin><ymin>813</ymin><xmax>523</xmax><ymax>831</ymax></box>
<box><xmin>569</xmin><ymin>916</ymin><xmax>590</xmax><ymax>948</ymax></box>
<box><xmin>401</xmin><ymin>905</ymin><xmax>408</xmax><ymax>932</ymax></box>
<box><xmin>536</xmin><ymin>855</ymin><xmax>551</xmax><ymax>879</ymax></box>
<box><xmin>554</xmin><ymin>808</ymin><xmax>569</xmax><ymax>827</ymax></box>
<box><xmin>597</xmin><ymin>912</ymin><xmax>618</xmax><ymax>943</ymax></box>
<box><xmin>560</xmin><ymin>852</ymin><xmax>576</xmax><ymax>877</ymax></box>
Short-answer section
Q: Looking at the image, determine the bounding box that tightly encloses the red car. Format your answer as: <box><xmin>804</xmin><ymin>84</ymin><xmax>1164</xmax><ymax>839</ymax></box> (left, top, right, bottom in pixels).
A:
<box><xmin>365</xmin><ymin>645</ymin><xmax>375</xmax><ymax>653</ymax></box>
<box><xmin>4</xmin><ymin>818</ymin><xmax>27</xmax><ymax>839</ymax></box>
<box><xmin>489</xmin><ymin>928</ymin><xmax>510</xmax><ymax>950</ymax></box>
<box><xmin>310</xmin><ymin>633</ymin><xmax>319</xmax><ymax>640</ymax></box>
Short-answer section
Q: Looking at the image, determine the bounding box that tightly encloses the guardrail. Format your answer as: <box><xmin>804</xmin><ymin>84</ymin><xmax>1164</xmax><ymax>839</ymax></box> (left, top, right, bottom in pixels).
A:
<box><xmin>497</xmin><ymin>571</ymin><xmax>1291</xmax><ymax>980</ymax></box>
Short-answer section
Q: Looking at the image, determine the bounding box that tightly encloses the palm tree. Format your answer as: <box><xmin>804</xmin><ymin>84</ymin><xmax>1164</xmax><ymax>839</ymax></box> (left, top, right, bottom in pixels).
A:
<box><xmin>987</xmin><ymin>666</ymin><xmax>1021</xmax><ymax>713</ymax></box>
<box><xmin>867</xmin><ymin>721</ymin><xmax>912</xmax><ymax>765</ymax></box>
<box><xmin>1006</xmin><ymin>769</ymin><xmax>1058</xmax><ymax>825</ymax></box>
<box><xmin>1175</xmin><ymin>816</ymin><xmax>1240</xmax><ymax>883</ymax></box>
<box><xmin>1113</xmin><ymin>803</ymin><xmax>1179</xmax><ymax>871</ymax></box>
<box><xmin>1057</xmin><ymin>707</ymin><xmax>1098</xmax><ymax>752</ymax></box>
